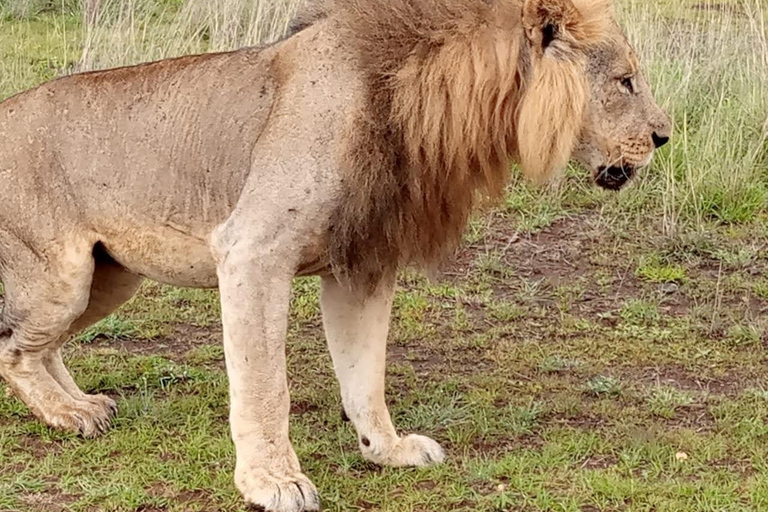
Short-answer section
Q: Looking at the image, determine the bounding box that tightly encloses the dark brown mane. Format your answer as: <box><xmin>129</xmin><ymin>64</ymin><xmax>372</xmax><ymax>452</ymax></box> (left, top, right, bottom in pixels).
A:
<box><xmin>321</xmin><ymin>0</ymin><xmax>612</xmax><ymax>292</ymax></box>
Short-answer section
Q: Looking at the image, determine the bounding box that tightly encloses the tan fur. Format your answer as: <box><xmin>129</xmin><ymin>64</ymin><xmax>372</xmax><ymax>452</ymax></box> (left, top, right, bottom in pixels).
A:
<box><xmin>0</xmin><ymin>1</ymin><xmax>669</xmax><ymax>510</ymax></box>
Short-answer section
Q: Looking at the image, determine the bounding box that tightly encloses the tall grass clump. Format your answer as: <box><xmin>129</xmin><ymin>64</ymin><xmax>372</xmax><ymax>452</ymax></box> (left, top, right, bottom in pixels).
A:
<box><xmin>78</xmin><ymin>0</ymin><xmax>303</xmax><ymax>71</ymax></box>
<box><xmin>617</xmin><ymin>0</ymin><xmax>767</xmax><ymax>233</ymax></box>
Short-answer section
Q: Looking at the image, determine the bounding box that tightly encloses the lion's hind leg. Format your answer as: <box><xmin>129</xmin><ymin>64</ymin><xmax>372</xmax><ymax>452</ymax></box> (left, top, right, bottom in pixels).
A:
<box><xmin>42</xmin><ymin>251</ymin><xmax>143</xmax><ymax>418</ymax></box>
<box><xmin>0</xmin><ymin>236</ymin><xmax>122</xmax><ymax>437</ymax></box>
<box><xmin>320</xmin><ymin>275</ymin><xmax>445</xmax><ymax>467</ymax></box>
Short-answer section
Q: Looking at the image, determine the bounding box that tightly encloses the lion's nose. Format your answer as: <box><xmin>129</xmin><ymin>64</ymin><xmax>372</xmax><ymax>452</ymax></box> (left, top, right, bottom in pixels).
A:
<box><xmin>652</xmin><ymin>132</ymin><xmax>669</xmax><ymax>149</ymax></box>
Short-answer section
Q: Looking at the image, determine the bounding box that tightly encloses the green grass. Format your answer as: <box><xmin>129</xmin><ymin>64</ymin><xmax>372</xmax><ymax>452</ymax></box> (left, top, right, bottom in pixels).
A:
<box><xmin>0</xmin><ymin>12</ymin><xmax>80</xmax><ymax>100</ymax></box>
<box><xmin>1</xmin><ymin>0</ymin><xmax>768</xmax><ymax>511</ymax></box>
<box><xmin>636</xmin><ymin>253</ymin><xmax>688</xmax><ymax>284</ymax></box>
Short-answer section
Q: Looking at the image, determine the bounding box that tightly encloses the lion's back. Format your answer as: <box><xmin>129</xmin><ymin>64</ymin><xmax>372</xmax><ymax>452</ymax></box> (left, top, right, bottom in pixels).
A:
<box><xmin>67</xmin><ymin>48</ymin><xmax>278</xmax><ymax>219</ymax></box>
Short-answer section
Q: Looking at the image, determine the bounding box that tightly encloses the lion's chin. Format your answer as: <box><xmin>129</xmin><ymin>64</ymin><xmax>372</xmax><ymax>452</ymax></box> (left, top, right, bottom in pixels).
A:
<box><xmin>594</xmin><ymin>165</ymin><xmax>635</xmax><ymax>191</ymax></box>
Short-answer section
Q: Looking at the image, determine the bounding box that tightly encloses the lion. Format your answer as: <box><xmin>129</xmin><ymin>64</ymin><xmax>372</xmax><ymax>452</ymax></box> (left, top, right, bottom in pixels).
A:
<box><xmin>0</xmin><ymin>0</ymin><xmax>670</xmax><ymax>510</ymax></box>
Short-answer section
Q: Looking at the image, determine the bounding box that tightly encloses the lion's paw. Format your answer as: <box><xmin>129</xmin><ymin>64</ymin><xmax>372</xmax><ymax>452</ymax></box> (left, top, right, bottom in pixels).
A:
<box><xmin>237</xmin><ymin>468</ymin><xmax>320</xmax><ymax>512</ymax></box>
<box><xmin>363</xmin><ymin>434</ymin><xmax>445</xmax><ymax>467</ymax></box>
<box><xmin>41</xmin><ymin>395</ymin><xmax>116</xmax><ymax>438</ymax></box>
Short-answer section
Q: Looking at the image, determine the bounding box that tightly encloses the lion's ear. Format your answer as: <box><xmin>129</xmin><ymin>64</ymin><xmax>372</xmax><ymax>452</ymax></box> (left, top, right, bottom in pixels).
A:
<box><xmin>522</xmin><ymin>0</ymin><xmax>612</xmax><ymax>53</ymax></box>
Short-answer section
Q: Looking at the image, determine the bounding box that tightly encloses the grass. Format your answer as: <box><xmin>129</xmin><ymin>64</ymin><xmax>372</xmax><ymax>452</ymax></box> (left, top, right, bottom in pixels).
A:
<box><xmin>9</xmin><ymin>219</ymin><xmax>768</xmax><ymax>512</ymax></box>
<box><xmin>1</xmin><ymin>0</ymin><xmax>768</xmax><ymax>511</ymax></box>
<box><xmin>636</xmin><ymin>253</ymin><xmax>688</xmax><ymax>284</ymax></box>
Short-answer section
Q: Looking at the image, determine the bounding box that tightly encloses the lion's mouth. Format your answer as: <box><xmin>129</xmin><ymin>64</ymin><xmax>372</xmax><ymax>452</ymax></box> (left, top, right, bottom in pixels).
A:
<box><xmin>595</xmin><ymin>164</ymin><xmax>635</xmax><ymax>191</ymax></box>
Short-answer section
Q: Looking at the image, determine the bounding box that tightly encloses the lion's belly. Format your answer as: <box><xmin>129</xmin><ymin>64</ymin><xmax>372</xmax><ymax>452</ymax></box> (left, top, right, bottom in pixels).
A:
<box><xmin>99</xmin><ymin>224</ymin><xmax>219</xmax><ymax>288</ymax></box>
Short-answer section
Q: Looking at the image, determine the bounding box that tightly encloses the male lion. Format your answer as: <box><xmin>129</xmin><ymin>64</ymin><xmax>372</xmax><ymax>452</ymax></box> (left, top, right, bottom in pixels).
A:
<box><xmin>0</xmin><ymin>0</ymin><xmax>670</xmax><ymax>510</ymax></box>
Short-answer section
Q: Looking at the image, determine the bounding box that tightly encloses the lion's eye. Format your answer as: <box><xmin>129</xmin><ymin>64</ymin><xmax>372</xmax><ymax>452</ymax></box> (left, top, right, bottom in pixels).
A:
<box><xmin>620</xmin><ymin>76</ymin><xmax>634</xmax><ymax>94</ymax></box>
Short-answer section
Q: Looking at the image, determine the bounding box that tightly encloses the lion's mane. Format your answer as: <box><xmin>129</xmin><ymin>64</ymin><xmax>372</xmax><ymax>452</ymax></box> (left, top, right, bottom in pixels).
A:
<box><xmin>297</xmin><ymin>0</ymin><xmax>612</xmax><ymax>290</ymax></box>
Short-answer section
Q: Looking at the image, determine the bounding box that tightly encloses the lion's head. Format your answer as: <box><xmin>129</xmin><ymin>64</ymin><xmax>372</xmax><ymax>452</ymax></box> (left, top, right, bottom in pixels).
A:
<box><xmin>575</xmin><ymin>42</ymin><xmax>672</xmax><ymax>190</ymax></box>
<box><xmin>306</xmin><ymin>0</ymin><xmax>670</xmax><ymax>289</ymax></box>
<box><xmin>516</xmin><ymin>0</ymin><xmax>671</xmax><ymax>190</ymax></box>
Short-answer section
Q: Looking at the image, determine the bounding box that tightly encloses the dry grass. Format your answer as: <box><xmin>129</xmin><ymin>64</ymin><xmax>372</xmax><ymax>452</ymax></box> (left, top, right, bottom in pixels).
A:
<box><xmin>619</xmin><ymin>0</ymin><xmax>767</xmax><ymax>231</ymax></box>
<box><xmin>78</xmin><ymin>0</ymin><xmax>303</xmax><ymax>71</ymax></box>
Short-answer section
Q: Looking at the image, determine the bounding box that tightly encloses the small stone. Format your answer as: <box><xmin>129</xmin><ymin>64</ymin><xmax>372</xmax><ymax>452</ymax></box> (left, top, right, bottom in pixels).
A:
<box><xmin>496</xmin><ymin>483</ymin><xmax>507</xmax><ymax>492</ymax></box>
<box><xmin>660</xmin><ymin>282</ymin><xmax>679</xmax><ymax>294</ymax></box>
<box><xmin>675</xmin><ymin>451</ymin><xmax>689</xmax><ymax>461</ymax></box>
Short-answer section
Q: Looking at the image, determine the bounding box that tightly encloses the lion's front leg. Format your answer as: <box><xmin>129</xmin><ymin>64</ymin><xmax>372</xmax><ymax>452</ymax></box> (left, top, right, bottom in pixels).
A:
<box><xmin>215</xmin><ymin>236</ymin><xmax>320</xmax><ymax>512</ymax></box>
<box><xmin>320</xmin><ymin>275</ymin><xmax>445</xmax><ymax>467</ymax></box>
